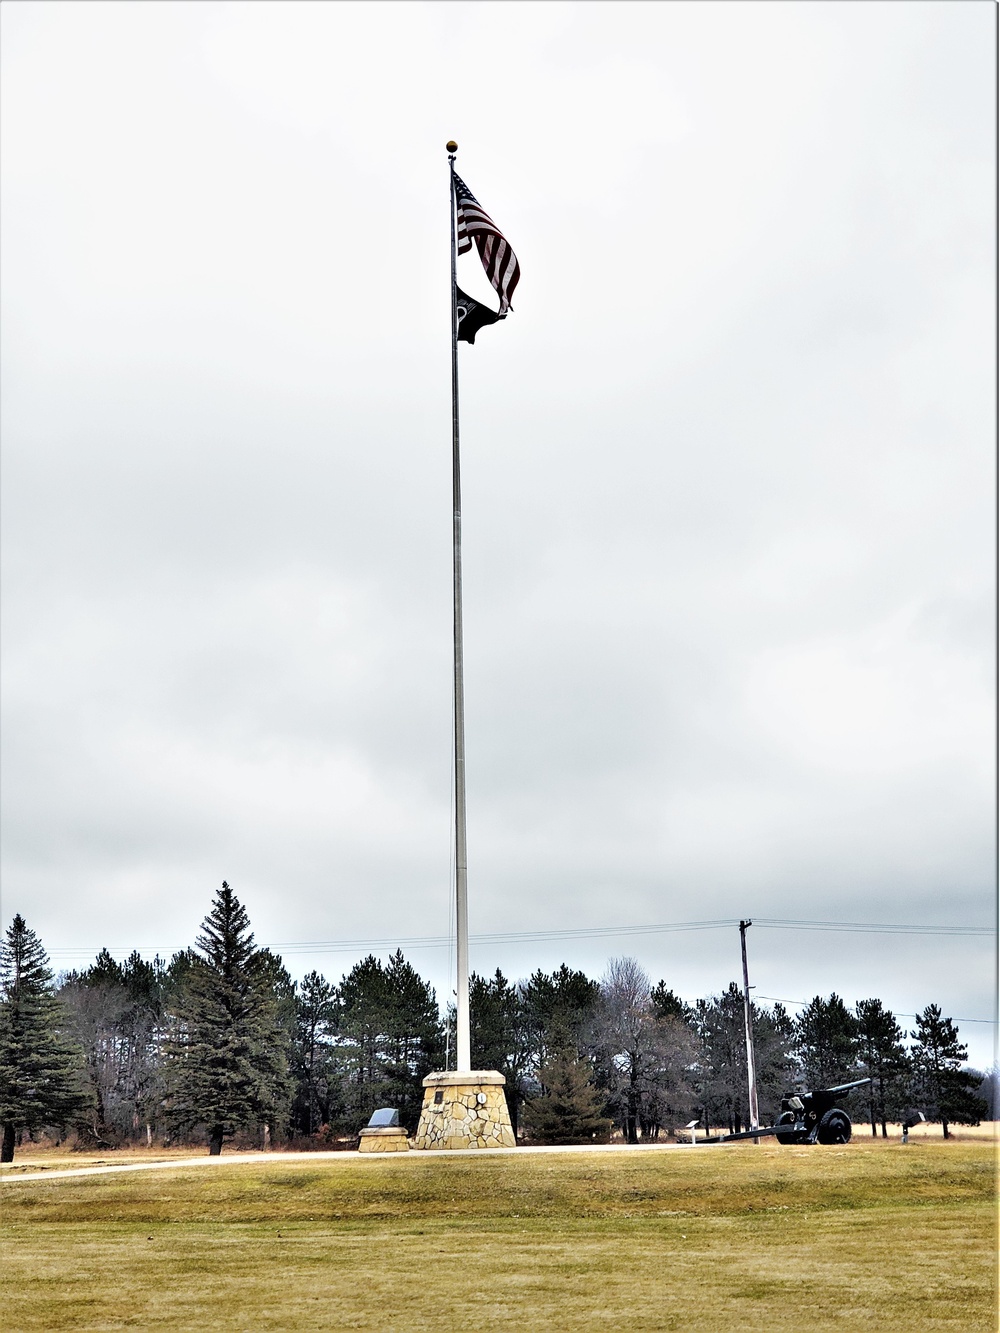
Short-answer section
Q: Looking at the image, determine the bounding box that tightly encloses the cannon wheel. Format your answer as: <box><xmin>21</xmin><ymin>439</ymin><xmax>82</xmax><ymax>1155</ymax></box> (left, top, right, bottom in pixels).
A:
<box><xmin>774</xmin><ymin>1111</ymin><xmax>804</xmax><ymax>1145</ymax></box>
<box><xmin>817</xmin><ymin>1108</ymin><xmax>852</xmax><ymax>1145</ymax></box>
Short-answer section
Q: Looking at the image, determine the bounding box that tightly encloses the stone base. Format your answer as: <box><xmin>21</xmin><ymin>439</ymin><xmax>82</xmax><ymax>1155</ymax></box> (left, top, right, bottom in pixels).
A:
<box><xmin>358</xmin><ymin>1125</ymin><xmax>410</xmax><ymax>1153</ymax></box>
<box><xmin>412</xmin><ymin>1070</ymin><xmax>516</xmax><ymax>1150</ymax></box>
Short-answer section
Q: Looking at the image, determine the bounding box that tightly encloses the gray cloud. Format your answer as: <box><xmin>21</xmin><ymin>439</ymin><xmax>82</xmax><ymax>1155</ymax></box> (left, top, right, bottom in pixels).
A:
<box><xmin>2</xmin><ymin>2</ymin><xmax>993</xmax><ymax>1064</ymax></box>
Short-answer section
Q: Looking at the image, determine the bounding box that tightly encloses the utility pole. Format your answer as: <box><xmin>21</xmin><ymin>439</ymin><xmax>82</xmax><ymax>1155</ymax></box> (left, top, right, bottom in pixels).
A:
<box><xmin>739</xmin><ymin>920</ymin><xmax>761</xmax><ymax>1142</ymax></box>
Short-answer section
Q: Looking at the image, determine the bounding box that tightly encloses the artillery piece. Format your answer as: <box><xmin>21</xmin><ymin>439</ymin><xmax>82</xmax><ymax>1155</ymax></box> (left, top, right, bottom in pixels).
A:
<box><xmin>772</xmin><ymin>1078</ymin><xmax>870</xmax><ymax>1145</ymax></box>
<box><xmin>698</xmin><ymin>1078</ymin><xmax>871</xmax><ymax>1146</ymax></box>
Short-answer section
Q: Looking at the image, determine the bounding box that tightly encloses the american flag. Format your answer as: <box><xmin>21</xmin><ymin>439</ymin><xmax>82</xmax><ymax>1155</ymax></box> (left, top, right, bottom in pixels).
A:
<box><xmin>454</xmin><ymin>173</ymin><xmax>520</xmax><ymax>316</ymax></box>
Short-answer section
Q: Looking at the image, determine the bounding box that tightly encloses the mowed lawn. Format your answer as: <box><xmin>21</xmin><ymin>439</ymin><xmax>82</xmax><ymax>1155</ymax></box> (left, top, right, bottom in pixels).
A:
<box><xmin>1</xmin><ymin>1140</ymin><xmax>994</xmax><ymax>1331</ymax></box>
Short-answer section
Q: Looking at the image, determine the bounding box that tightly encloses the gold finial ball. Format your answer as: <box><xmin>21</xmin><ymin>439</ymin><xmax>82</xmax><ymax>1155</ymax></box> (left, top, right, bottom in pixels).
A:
<box><xmin>446</xmin><ymin>140</ymin><xmax>458</xmax><ymax>153</ymax></box>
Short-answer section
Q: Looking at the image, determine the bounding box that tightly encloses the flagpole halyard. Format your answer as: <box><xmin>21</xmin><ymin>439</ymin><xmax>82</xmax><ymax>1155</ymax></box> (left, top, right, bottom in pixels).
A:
<box><xmin>448</xmin><ymin>141</ymin><xmax>472</xmax><ymax>1074</ymax></box>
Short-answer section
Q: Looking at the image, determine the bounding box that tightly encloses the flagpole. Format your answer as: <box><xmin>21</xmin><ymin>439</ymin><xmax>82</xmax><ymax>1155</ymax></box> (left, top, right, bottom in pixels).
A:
<box><xmin>447</xmin><ymin>140</ymin><xmax>471</xmax><ymax>1074</ymax></box>
<box><xmin>413</xmin><ymin>146</ymin><xmax>517</xmax><ymax>1152</ymax></box>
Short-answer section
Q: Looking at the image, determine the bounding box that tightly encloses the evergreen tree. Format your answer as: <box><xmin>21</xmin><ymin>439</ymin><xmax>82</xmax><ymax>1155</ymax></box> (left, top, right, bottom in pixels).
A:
<box><xmin>971</xmin><ymin>1066</ymin><xmax>998</xmax><ymax>1121</ymax></box>
<box><xmin>909</xmin><ymin>1004</ymin><xmax>987</xmax><ymax>1138</ymax></box>
<box><xmin>337</xmin><ymin>954</ymin><xmax>391</xmax><ymax>1129</ymax></box>
<box><xmin>0</xmin><ymin>916</ymin><xmax>90</xmax><ymax>1161</ymax></box>
<box><xmin>694</xmin><ymin>985</ymin><xmax>796</xmax><ymax>1133</ymax></box>
<box><xmin>470</xmin><ymin>969</ymin><xmax>531</xmax><ymax>1134</ymax></box>
<box><xmin>249</xmin><ymin>947</ymin><xmax>297</xmax><ymax>1148</ymax></box>
<box><xmin>380</xmin><ymin>951</ymin><xmax>443</xmax><ymax>1127</ymax></box>
<box><xmin>161</xmin><ymin>883</ymin><xmax>292</xmax><ymax>1154</ymax></box>
<box><xmin>650</xmin><ymin>982</ymin><xmax>693</xmax><ymax>1025</ymax></box>
<box><xmin>290</xmin><ymin>971</ymin><xmax>340</xmax><ymax>1137</ymax></box>
<box><xmin>470</xmin><ymin>968</ymin><xmax>520</xmax><ymax>1073</ymax></box>
<box><xmin>854</xmin><ymin>998</ymin><xmax>909</xmax><ymax>1137</ymax></box>
<box><xmin>520</xmin><ymin>1045</ymin><xmax>612</xmax><ymax>1145</ymax></box>
<box><xmin>795</xmin><ymin>994</ymin><xmax>859</xmax><ymax>1088</ymax></box>
<box><xmin>336</xmin><ymin>952</ymin><xmax>443</xmax><ymax>1132</ymax></box>
<box><xmin>752</xmin><ymin>1000</ymin><xmax>798</xmax><ymax>1121</ymax></box>
<box><xmin>694</xmin><ymin>985</ymin><xmax>745</xmax><ymax>1133</ymax></box>
<box><xmin>520</xmin><ymin>964</ymin><xmax>600</xmax><ymax>1069</ymax></box>
<box><xmin>253</xmin><ymin>949</ymin><xmax>298</xmax><ymax>1035</ymax></box>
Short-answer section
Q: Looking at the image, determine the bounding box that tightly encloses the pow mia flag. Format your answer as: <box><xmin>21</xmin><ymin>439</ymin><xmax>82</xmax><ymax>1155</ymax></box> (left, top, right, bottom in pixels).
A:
<box><xmin>455</xmin><ymin>287</ymin><xmax>501</xmax><ymax>345</ymax></box>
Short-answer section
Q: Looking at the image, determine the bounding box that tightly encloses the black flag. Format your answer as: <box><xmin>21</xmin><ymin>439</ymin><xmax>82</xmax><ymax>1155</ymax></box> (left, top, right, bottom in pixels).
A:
<box><xmin>456</xmin><ymin>287</ymin><xmax>501</xmax><ymax>345</ymax></box>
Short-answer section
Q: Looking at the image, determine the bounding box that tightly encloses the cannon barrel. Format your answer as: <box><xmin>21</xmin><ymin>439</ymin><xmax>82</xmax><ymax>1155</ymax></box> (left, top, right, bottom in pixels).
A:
<box><xmin>815</xmin><ymin>1078</ymin><xmax>871</xmax><ymax>1096</ymax></box>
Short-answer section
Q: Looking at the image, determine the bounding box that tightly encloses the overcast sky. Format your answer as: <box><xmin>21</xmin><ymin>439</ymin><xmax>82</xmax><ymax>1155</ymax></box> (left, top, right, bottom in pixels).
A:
<box><xmin>2</xmin><ymin>2</ymin><xmax>994</xmax><ymax>1066</ymax></box>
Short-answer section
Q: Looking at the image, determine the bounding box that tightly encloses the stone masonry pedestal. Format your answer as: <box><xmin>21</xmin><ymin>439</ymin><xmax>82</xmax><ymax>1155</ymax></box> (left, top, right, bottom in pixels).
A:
<box><xmin>357</xmin><ymin>1125</ymin><xmax>410</xmax><ymax>1152</ymax></box>
<box><xmin>413</xmin><ymin>1070</ymin><xmax>516</xmax><ymax>1150</ymax></box>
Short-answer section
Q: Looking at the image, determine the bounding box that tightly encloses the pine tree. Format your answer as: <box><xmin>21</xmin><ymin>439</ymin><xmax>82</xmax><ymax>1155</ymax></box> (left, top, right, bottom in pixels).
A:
<box><xmin>290</xmin><ymin>971</ymin><xmax>340</xmax><ymax>1137</ymax></box>
<box><xmin>972</xmin><ymin>1066</ymin><xmax>998</xmax><ymax>1121</ymax></box>
<box><xmin>161</xmin><ymin>883</ymin><xmax>291</xmax><ymax>1154</ymax></box>
<box><xmin>909</xmin><ymin>1004</ymin><xmax>987</xmax><ymax>1138</ymax></box>
<box><xmin>337</xmin><ymin>954</ymin><xmax>391</xmax><ymax>1128</ymax></box>
<box><xmin>854</xmin><ymin>998</ymin><xmax>909</xmax><ymax>1137</ymax></box>
<box><xmin>380</xmin><ymin>951</ymin><xmax>443</xmax><ymax>1128</ymax></box>
<box><xmin>795</xmin><ymin>994</ymin><xmax>859</xmax><ymax>1089</ymax></box>
<box><xmin>521</xmin><ymin>964</ymin><xmax>600</xmax><ymax>1070</ymax></box>
<box><xmin>0</xmin><ymin>916</ymin><xmax>90</xmax><ymax>1161</ymax></box>
<box><xmin>650</xmin><ymin>982</ymin><xmax>693</xmax><ymax>1025</ymax></box>
<box><xmin>521</xmin><ymin>1045</ymin><xmax>612</xmax><ymax>1145</ymax></box>
<box><xmin>694</xmin><ymin>985</ymin><xmax>746</xmax><ymax>1133</ymax></box>
<box><xmin>250</xmin><ymin>947</ymin><xmax>297</xmax><ymax>1148</ymax></box>
<box><xmin>470</xmin><ymin>968</ymin><xmax>521</xmax><ymax>1071</ymax></box>
<box><xmin>694</xmin><ymin>985</ymin><xmax>796</xmax><ymax>1133</ymax></box>
<box><xmin>336</xmin><ymin>952</ymin><xmax>443</xmax><ymax>1132</ymax></box>
<box><xmin>470</xmin><ymin>968</ymin><xmax>531</xmax><ymax>1135</ymax></box>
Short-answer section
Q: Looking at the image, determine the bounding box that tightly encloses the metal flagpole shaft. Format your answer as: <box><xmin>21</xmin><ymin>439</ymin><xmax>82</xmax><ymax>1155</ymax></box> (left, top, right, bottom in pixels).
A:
<box><xmin>447</xmin><ymin>142</ymin><xmax>471</xmax><ymax>1073</ymax></box>
<box><xmin>739</xmin><ymin>920</ymin><xmax>761</xmax><ymax>1139</ymax></box>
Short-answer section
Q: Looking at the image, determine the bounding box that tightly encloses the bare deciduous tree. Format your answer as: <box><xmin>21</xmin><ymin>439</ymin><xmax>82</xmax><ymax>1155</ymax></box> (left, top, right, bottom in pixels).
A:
<box><xmin>594</xmin><ymin>957</ymin><xmax>696</xmax><ymax>1142</ymax></box>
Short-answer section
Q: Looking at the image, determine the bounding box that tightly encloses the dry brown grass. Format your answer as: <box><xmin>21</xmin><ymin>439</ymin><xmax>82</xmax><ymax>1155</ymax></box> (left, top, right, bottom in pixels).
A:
<box><xmin>0</xmin><ymin>1145</ymin><xmax>204</xmax><ymax>1175</ymax></box>
<box><xmin>2</xmin><ymin>1139</ymin><xmax>995</xmax><ymax>1331</ymax></box>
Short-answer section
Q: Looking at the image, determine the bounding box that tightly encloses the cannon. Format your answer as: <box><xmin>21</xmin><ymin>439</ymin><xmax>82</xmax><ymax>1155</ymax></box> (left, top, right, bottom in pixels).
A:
<box><xmin>695</xmin><ymin>1078</ymin><xmax>871</xmax><ymax>1146</ymax></box>
<box><xmin>772</xmin><ymin>1079</ymin><xmax>871</xmax><ymax>1145</ymax></box>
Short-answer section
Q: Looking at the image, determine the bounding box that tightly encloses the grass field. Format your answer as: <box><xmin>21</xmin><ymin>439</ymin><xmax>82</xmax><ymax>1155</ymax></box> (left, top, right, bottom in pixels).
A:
<box><xmin>2</xmin><ymin>1139</ymin><xmax>995</xmax><ymax>1331</ymax></box>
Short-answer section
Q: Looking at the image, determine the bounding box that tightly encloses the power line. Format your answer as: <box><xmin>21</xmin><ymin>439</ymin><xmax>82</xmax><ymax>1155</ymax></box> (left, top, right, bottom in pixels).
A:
<box><xmin>753</xmin><ymin>918</ymin><xmax>991</xmax><ymax>937</ymax></box>
<box><xmin>755</xmin><ymin>995</ymin><xmax>996</xmax><ymax>1025</ymax></box>
<box><xmin>46</xmin><ymin>914</ymin><xmax>994</xmax><ymax>960</ymax></box>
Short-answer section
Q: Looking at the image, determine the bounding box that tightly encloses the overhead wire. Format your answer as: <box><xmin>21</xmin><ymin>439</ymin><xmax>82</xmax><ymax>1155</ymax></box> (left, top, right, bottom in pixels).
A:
<box><xmin>754</xmin><ymin>995</ymin><xmax>996</xmax><ymax>1025</ymax></box>
<box><xmin>46</xmin><ymin>914</ymin><xmax>993</xmax><ymax>960</ymax></box>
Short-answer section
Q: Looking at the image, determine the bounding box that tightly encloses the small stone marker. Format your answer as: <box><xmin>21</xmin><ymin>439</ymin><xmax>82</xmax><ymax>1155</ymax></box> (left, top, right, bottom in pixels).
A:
<box><xmin>358</xmin><ymin>1107</ymin><xmax>410</xmax><ymax>1153</ymax></box>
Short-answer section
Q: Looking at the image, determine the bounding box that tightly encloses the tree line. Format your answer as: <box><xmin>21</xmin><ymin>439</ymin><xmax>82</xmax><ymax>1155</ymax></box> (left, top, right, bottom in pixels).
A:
<box><xmin>0</xmin><ymin>883</ymin><xmax>990</xmax><ymax>1160</ymax></box>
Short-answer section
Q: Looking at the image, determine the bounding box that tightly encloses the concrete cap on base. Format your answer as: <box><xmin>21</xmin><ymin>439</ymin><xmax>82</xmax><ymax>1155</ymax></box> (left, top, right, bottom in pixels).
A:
<box><xmin>422</xmin><ymin>1070</ymin><xmax>505</xmax><ymax>1087</ymax></box>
